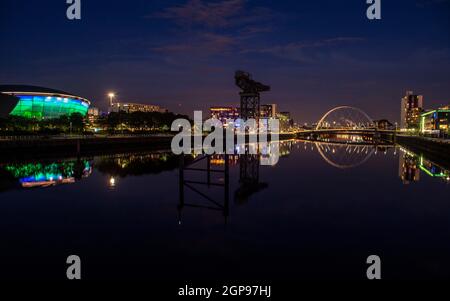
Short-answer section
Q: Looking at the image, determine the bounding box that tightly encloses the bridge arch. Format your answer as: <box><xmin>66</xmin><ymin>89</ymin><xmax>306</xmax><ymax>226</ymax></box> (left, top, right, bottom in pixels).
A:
<box><xmin>315</xmin><ymin>142</ymin><xmax>375</xmax><ymax>169</ymax></box>
<box><xmin>316</xmin><ymin>106</ymin><xmax>374</xmax><ymax>130</ymax></box>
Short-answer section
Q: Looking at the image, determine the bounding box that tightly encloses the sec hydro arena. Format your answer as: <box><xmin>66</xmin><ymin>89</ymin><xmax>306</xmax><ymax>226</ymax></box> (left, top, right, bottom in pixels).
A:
<box><xmin>0</xmin><ymin>85</ymin><xmax>90</xmax><ymax>119</ymax></box>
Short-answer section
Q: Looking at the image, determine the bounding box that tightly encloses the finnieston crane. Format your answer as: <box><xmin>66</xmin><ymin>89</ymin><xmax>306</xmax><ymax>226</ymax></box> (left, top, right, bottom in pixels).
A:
<box><xmin>235</xmin><ymin>70</ymin><xmax>270</xmax><ymax>120</ymax></box>
<box><xmin>234</xmin><ymin>71</ymin><xmax>269</xmax><ymax>200</ymax></box>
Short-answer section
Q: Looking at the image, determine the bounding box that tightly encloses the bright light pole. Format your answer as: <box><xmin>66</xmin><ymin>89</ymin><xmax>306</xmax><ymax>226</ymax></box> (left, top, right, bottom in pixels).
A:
<box><xmin>108</xmin><ymin>92</ymin><xmax>115</xmax><ymax>107</ymax></box>
<box><xmin>109</xmin><ymin>176</ymin><xmax>116</xmax><ymax>187</ymax></box>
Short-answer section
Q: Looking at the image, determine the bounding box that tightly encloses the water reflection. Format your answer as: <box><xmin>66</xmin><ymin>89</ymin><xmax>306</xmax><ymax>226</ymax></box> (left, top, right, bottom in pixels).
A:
<box><xmin>314</xmin><ymin>133</ymin><xmax>375</xmax><ymax>144</ymax></box>
<box><xmin>176</xmin><ymin>141</ymin><xmax>292</xmax><ymax>223</ymax></box>
<box><xmin>1</xmin><ymin>137</ymin><xmax>449</xmax><ymax>280</ymax></box>
<box><xmin>398</xmin><ymin>147</ymin><xmax>450</xmax><ymax>184</ymax></box>
<box><xmin>95</xmin><ymin>152</ymin><xmax>181</xmax><ymax>177</ymax></box>
<box><xmin>399</xmin><ymin>150</ymin><xmax>420</xmax><ymax>184</ymax></box>
<box><xmin>0</xmin><ymin>139</ymin><xmax>448</xmax><ymax>194</ymax></box>
<box><xmin>178</xmin><ymin>154</ymin><xmax>230</xmax><ymax>224</ymax></box>
<box><xmin>235</xmin><ymin>152</ymin><xmax>268</xmax><ymax>204</ymax></box>
<box><xmin>315</xmin><ymin>142</ymin><xmax>378</xmax><ymax>169</ymax></box>
<box><xmin>0</xmin><ymin>159</ymin><xmax>92</xmax><ymax>190</ymax></box>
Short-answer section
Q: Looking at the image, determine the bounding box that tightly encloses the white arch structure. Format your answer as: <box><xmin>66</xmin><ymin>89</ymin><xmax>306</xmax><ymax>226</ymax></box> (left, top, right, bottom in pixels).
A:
<box><xmin>315</xmin><ymin>142</ymin><xmax>375</xmax><ymax>169</ymax></box>
<box><xmin>316</xmin><ymin>106</ymin><xmax>374</xmax><ymax>130</ymax></box>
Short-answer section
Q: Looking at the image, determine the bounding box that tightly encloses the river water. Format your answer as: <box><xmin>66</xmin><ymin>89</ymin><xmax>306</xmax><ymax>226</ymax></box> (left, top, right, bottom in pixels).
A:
<box><xmin>0</xmin><ymin>140</ymin><xmax>449</xmax><ymax>280</ymax></box>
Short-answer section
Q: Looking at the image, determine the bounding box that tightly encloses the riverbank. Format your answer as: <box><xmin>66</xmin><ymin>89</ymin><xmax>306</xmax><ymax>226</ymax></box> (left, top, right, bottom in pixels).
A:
<box><xmin>396</xmin><ymin>135</ymin><xmax>450</xmax><ymax>170</ymax></box>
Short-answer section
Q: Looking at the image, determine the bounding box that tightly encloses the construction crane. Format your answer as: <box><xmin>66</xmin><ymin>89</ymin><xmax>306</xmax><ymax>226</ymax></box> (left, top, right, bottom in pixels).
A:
<box><xmin>235</xmin><ymin>70</ymin><xmax>270</xmax><ymax>120</ymax></box>
<box><xmin>234</xmin><ymin>71</ymin><xmax>270</xmax><ymax>196</ymax></box>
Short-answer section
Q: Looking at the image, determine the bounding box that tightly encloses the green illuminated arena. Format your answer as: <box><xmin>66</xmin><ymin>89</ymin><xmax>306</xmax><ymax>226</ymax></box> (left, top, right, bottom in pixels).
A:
<box><xmin>0</xmin><ymin>85</ymin><xmax>90</xmax><ymax>119</ymax></box>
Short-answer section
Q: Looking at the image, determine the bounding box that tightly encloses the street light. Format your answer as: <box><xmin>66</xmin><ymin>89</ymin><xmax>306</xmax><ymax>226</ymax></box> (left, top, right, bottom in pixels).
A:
<box><xmin>109</xmin><ymin>176</ymin><xmax>116</xmax><ymax>188</ymax></box>
<box><xmin>108</xmin><ymin>92</ymin><xmax>115</xmax><ymax>107</ymax></box>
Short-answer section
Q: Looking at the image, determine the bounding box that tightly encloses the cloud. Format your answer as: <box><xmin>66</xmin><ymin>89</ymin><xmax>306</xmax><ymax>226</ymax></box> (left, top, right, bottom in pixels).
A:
<box><xmin>408</xmin><ymin>47</ymin><xmax>450</xmax><ymax>64</ymax></box>
<box><xmin>152</xmin><ymin>0</ymin><xmax>246</xmax><ymax>28</ymax></box>
<box><xmin>149</xmin><ymin>0</ymin><xmax>280</xmax><ymax>60</ymax></box>
<box><xmin>242</xmin><ymin>37</ymin><xmax>365</xmax><ymax>63</ymax></box>
<box><xmin>151</xmin><ymin>0</ymin><xmax>277</xmax><ymax>29</ymax></box>
<box><xmin>246</xmin><ymin>37</ymin><xmax>365</xmax><ymax>53</ymax></box>
<box><xmin>151</xmin><ymin>32</ymin><xmax>237</xmax><ymax>54</ymax></box>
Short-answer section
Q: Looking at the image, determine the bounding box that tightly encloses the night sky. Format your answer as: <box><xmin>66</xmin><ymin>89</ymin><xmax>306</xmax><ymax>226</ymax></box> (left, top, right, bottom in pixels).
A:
<box><xmin>1</xmin><ymin>0</ymin><xmax>449</xmax><ymax>123</ymax></box>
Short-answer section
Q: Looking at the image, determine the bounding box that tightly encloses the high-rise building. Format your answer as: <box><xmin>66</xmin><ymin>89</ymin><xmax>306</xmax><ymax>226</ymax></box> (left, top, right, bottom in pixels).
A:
<box><xmin>400</xmin><ymin>91</ymin><xmax>424</xmax><ymax>130</ymax></box>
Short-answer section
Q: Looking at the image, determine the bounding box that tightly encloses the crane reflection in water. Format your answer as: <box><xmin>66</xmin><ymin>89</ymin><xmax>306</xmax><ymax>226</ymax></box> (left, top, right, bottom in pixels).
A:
<box><xmin>0</xmin><ymin>138</ymin><xmax>448</xmax><ymax>195</ymax></box>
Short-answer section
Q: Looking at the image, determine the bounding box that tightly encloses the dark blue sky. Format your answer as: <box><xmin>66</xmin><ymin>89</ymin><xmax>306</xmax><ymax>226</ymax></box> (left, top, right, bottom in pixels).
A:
<box><xmin>1</xmin><ymin>0</ymin><xmax>449</xmax><ymax>122</ymax></box>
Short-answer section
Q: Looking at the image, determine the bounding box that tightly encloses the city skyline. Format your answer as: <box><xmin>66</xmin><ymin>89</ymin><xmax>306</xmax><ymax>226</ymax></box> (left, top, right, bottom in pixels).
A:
<box><xmin>1</xmin><ymin>1</ymin><xmax>450</xmax><ymax>284</ymax></box>
<box><xmin>1</xmin><ymin>0</ymin><xmax>450</xmax><ymax>123</ymax></box>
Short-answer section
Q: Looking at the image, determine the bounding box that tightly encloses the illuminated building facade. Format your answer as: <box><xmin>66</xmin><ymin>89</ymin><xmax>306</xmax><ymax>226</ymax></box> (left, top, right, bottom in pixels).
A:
<box><xmin>375</xmin><ymin>119</ymin><xmax>394</xmax><ymax>130</ymax></box>
<box><xmin>0</xmin><ymin>85</ymin><xmax>90</xmax><ymax>120</ymax></box>
<box><xmin>420</xmin><ymin>107</ymin><xmax>450</xmax><ymax>135</ymax></box>
<box><xmin>210</xmin><ymin>106</ymin><xmax>239</xmax><ymax>127</ymax></box>
<box><xmin>87</xmin><ymin>107</ymin><xmax>100</xmax><ymax>123</ymax></box>
<box><xmin>277</xmin><ymin>111</ymin><xmax>294</xmax><ymax>132</ymax></box>
<box><xmin>259</xmin><ymin>104</ymin><xmax>277</xmax><ymax>130</ymax></box>
<box><xmin>211</xmin><ymin>104</ymin><xmax>281</xmax><ymax>128</ymax></box>
<box><xmin>260</xmin><ymin>104</ymin><xmax>277</xmax><ymax>118</ymax></box>
<box><xmin>210</xmin><ymin>154</ymin><xmax>239</xmax><ymax>166</ymax></box>
<box><xmin>400</xmin><ymin>91</ymin><xmax>424</xmax><ymax>130</ymax></box>
<box><xmin>110</xmin><ymin>102</ymin><xmax>167</xmax><ymax>114</ymax></box>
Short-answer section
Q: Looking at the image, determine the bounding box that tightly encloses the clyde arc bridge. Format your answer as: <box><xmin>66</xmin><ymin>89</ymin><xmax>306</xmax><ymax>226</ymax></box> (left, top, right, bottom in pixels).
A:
<box><xmin>315</xmin><ymin>106</ymin><xmax>375</xmax><ymax>130</ymax></box>
<box><xmin>298</xmin><ymin>106</ymin><xmax>396</xmax><ymax>142</ymax></box>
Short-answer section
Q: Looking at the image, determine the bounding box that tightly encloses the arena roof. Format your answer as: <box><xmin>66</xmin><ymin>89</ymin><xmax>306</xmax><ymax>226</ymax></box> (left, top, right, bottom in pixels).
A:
<box><xmin>0</xmin><ymin>85</ymin><xmax>90</xmax><ymax>104</ymax></box>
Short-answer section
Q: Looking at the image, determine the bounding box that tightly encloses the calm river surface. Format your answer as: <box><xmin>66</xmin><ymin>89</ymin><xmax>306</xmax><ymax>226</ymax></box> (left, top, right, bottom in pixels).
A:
<box><xmin>0</xmin><ymin>140</ymin><xmax>449</xmax><ymax>280</ymax></box>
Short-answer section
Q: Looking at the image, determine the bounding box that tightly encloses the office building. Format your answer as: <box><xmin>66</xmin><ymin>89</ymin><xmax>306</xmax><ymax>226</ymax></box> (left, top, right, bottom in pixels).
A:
<box><xmin>277</xmin><ymin>111</ymin><xmax>294</xmax><ymax>132</ymax></box>
<box><xmin>260</xmin><ymin>104</ymin><xmax>277</xmax><ymax>118</ymax></box>
<box><xmin>400</xmin><ymin>91</ymin><xmax>424</xmax><ymax>129</ymax></box>
<box><xmin>420</xmin><ymin>106</ymin><xmax>450</xmax><ymax>136</ymax></box>
<box><xmin>110</xmin><ymin>102</ymin><xmax>167</xmax><ymax>114</ymax></box>
<box><xmin>210</xmin><ymin>106</ymin><xmax>240</xmax><ymax>127</ymax></box>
